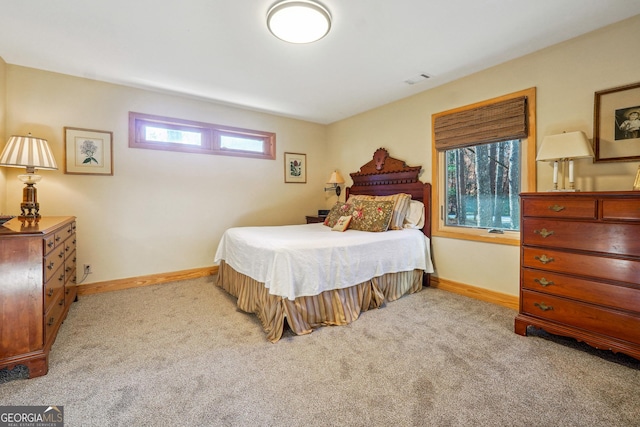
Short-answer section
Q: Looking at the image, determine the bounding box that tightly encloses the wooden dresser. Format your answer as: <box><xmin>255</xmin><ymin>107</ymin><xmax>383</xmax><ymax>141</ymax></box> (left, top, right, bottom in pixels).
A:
<box><xmin>515</xmin><ymin>192</ymin><xmax>640</xmax><ymax>360</ymax></box>
<box><xmin>0</xmin><ymin>216</ymin><xmax>77</xmax><ymax>378</ymax></box>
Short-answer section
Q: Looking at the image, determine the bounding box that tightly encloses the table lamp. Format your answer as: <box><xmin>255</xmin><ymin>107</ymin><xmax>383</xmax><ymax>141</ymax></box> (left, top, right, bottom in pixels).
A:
<box><xmin>536</xmin><ymin>131</ymin><xmax>594</xmax><ymax>191</ymax></box>
<box><xmin>0</xmin><ymin>134</ymin><xmax>58</xmax><ymax>219</ymax></box>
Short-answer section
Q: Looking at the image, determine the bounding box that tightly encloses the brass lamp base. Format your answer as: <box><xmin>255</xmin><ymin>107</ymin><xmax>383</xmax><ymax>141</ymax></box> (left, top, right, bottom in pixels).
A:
<box><xmin>19</xmin><ymin>182</ymin><xmax>41</xmax><ymax>220</ymax></box>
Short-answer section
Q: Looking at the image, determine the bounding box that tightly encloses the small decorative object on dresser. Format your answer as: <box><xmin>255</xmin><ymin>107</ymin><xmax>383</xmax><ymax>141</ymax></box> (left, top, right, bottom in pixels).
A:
<box><xmin>0</xmin><ymin>216</ymin><xmax>78</xmax><ymax>378</ymax></box>
<box><xmin>515</xmin><ymin>192</ymin><xmax>640</xmax><ymax>361</ymax></box>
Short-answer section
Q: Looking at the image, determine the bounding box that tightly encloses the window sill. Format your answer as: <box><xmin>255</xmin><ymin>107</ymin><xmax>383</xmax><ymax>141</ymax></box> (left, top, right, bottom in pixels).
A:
<box><xmin>432</xmin><ymin>226</ymin><xmax>521</xmax><ymax>246</ymax></box>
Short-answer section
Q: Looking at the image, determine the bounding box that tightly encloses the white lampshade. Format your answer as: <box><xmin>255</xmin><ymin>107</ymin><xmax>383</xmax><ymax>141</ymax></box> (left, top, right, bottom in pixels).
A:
<box><xmin>536</xmin><ymin>131</ymin><xmax>594</xmax><ymax>161</ymax></box>
<box><xmin>267</xmin><ymin>0</ymin><xmax>332</xmax><ymax>44</ymax></box>
<box><xmin>327</xmin><ymin>170</ymin><xmax>345</xmax><ymax>185</ymax></box>
<box><xmin>537</xmin><ymin>131</ymin><xmax>594</xmax><ymax>191</ymax></box>
<box><xmin>0</xmin><ymin>134</ymin><xmax>58</xmax><ymax>170</ymax></box>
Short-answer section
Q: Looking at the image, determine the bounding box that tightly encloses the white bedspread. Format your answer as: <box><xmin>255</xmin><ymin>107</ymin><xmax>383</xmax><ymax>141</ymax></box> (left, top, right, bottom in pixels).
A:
<box><xmin>214</xmin><ymin>223</ymin><xmax>434</xmax><ymax>300</ymax></box>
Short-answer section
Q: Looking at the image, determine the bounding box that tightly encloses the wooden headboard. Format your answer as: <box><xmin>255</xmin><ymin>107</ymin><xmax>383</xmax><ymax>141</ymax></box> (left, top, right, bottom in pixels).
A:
<box><xmin>345</xmin><ymin>148</ymin><xmax>432</xmax><ymax>240</ymax></box>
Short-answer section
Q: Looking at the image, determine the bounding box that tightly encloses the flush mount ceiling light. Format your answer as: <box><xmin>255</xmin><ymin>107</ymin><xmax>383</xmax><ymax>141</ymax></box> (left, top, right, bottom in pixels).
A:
<box><xmin>267</xmin><ymin>0</ymin><xmax>332</xmax><ymax>44</ymax></box>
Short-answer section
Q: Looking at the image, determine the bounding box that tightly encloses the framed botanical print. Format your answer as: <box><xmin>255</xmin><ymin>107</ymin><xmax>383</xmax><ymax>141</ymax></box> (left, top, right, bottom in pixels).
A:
<box><xmin>594</xmin><ymin>82</ymin><xmax>640</xmax><ymax>162</ymax></box>
<box><xmin>64</xmin><ymin>127</ymin><xmax>114</xmax><ymax>175</ymax></box>
<box><xmin>284</xmin><ymin>152</ymin><xmax>306</xmax><ymax>183</ymax></box>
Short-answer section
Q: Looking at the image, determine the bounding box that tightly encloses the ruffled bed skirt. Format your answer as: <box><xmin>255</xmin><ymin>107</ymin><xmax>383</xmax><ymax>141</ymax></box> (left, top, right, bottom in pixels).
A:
<box><xmin>216</xmin><ymin>260</ymin><xmax>423</xmax><ymax>342</ymax></box>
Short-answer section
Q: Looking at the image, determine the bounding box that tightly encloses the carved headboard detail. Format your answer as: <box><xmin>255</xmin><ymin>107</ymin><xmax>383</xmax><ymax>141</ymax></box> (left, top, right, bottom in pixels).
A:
<box><xmin>346</xmin><ymin>148</ymin><xmax>431</xmax><ymax>285</ymax></box>
<box><xmin>350</xmin><ymin>148</ymin><xmax>422</xmax><ymax>186</ymax></box>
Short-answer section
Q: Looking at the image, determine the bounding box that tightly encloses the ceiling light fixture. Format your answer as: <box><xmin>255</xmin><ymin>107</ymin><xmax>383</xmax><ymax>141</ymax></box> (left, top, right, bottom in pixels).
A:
<box><xmin>267</xmin><ymin>0</ymin><xmax>332</xmax><ymax>44</ymax></box>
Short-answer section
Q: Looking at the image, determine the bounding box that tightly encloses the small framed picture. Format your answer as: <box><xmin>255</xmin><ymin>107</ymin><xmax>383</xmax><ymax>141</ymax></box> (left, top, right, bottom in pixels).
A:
<box><xmin>284</xmin><ymin>152</ymin><xmax>306</xmax><ymax>183</ymax></box>
<box><xmin>594</xmin><ymin>82</ymin><xmax>640</xmax><ymax>162</ymax></box>
<box><xmin>65</xmin><ymin>127</ymin><xmax>114</xmax><ymax>175</ymax></box>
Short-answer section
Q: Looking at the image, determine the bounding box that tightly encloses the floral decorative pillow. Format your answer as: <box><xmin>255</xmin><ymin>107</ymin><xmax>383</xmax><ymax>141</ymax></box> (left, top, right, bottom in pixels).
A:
<box><xmin>348</xmin><ymin>200</ymin><xmax>394</xmax><ymax>232</ymax></box>
<box><xmin>347</xmin><ymin>193</ymin><xmax>411</xmax><ymax>230</ymax></box>
<box><xmin>324</xmin><ymin>202</ymin><xmax>353</xmax><ymax>227</ymax></box>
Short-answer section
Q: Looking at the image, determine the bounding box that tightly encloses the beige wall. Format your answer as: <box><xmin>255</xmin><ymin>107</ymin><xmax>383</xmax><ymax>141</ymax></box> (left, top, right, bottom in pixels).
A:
<box><xmin>327</xmin><ymin>15</ymin><xmax>640</xmax><ymax>296</ymax></box>
<box><xmin>3</xmin><ymin>66</ymin><xmax>330</xmax><ymax>284</ymax></box>
<box><xmin>3</xmin><ymin>16</ymin><xmax>639</xmax><ymax>296</ymax></box>
<box><xmin>0</xmin><ymin>56</ymin><xmax>6</xmax><ymax>213</ymax></box>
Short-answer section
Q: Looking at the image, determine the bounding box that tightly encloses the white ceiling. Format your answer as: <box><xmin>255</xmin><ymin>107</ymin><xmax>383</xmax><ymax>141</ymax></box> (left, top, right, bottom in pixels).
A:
<box><xmin>1</xmin><ymin>1</ymin><xmax>639</xmax><ymax>124</ymax></box>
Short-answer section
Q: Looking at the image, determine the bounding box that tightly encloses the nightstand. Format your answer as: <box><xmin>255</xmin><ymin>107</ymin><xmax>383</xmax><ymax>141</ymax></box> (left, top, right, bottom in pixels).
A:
<box><xmin>305</xmin><ymin>215</ymin><xmax>326</xmax><ymax>224</ymax></box>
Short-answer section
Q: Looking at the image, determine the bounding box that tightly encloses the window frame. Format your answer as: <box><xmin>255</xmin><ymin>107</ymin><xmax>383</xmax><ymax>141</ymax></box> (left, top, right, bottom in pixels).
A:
<box><xmin>129</xmin><ymin>112</ymin><xmax>276</xmax><ymax>160</ymax></box>
<box><xmin>431</xmin><ymin>88</ymin><xmax>537</xmax><ymax>246</ymax></box>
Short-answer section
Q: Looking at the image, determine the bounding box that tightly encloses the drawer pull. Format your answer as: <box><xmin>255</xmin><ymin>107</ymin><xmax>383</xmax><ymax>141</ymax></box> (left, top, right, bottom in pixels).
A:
<box><xmin>58</xmin><ymin>273</ymin><xmax>64</xmax><ymax>282</ymax></box>
<box><xmin>55</xmin><ymin>236</ymin><xmax>61</xmax><ymax>242</ymax></box>
<box><xmin>47</xmin><ymin>317</ymin><xmax>55</xmax><ymax>326</ymax></box>
<box><xmin>47</xmin><ymin>240</ymin><xmax>54</xmax><ymax>248</ymax></box>
<box><xmin>47</xmin><ymin>261</ymin><xmax>55</xmax><ymax>270</ymax></box>
<box><xmin>549</xmin><ymin>204</ymin><xmax>565</xmax><ymax>212</ymax></box>
<box><xmin>58</xmin><ymin>250</ymin><xmax>65</xmax><ymax>258</ymax></box>
<box><xmin>534</xmin><ymin>228</ymin><xmax>554</xmax><ymax>238</ymax></box>
<box><xmin>534</xmin><ymin>302</ymin><xmax>553</xmax><ymax>311</ymax></box>
<box><xmin>534</xmin><ymin>254</ymin><xmax>554</xmax><ymax>264</ymax></box>
<box><xmin>59</xmin><ymin>298</ymin><xmax>65</xmax><ymax>306</ymax></box>
<box><xmin>534</xmin><ymin>278</ymin><xmax>554</xmax><ymax>287</ymax></box>
<box><xmin>47</xmin><ymin>288</ymin><xmax>54</xmax><ymax>296</ymax></box>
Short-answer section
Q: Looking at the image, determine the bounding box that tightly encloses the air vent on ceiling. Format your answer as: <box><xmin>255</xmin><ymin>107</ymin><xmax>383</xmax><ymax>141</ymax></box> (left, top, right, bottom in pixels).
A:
<box><xmin>404</xmin><ymin>73</ymin><xmax>431</xmax><ymax>85</ymax></box>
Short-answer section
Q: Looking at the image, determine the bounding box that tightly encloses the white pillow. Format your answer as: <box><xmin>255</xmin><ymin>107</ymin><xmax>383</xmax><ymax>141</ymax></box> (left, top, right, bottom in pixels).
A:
<box><xmin>403</xmin><ymin>200</ymin><xmax>425</xmax><ymax>229</ymax></box>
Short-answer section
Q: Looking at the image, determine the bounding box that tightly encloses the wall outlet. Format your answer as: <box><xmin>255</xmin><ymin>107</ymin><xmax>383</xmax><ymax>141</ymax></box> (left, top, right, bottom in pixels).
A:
<box><xmin>83</xmin><ymin>264</ymin><xmax>92</xmax><ymax>274</ymax></box>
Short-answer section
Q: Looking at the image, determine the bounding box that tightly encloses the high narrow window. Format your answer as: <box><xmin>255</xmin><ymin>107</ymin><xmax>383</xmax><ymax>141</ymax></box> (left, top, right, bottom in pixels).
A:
<box><xmin>129</xmin><ymin>112</ymin><xmax>276</xmax><ymax>160</ymax></box>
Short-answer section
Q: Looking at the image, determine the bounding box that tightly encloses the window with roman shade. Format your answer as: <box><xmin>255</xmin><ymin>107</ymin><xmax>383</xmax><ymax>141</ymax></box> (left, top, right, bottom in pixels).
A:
<box><xmin>431</xmin><ymin>87</ymin><xmax>537</xmax><ymax>245</ymax></box>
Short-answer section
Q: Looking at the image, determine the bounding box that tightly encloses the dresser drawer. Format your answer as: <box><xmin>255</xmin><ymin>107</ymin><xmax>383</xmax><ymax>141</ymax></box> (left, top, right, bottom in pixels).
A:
<box><xmin>522</xmin><ymin>218</ymin><xmax>640</xmax><ymax>256</ymax></box>
<box><xmin>43</xmin><ymin>234</ymin><xmax>57</xmax><ymax>256</ymax></box>
<box><xmin>521</xmin><ymin>290</ymin><xmax>640</xmax><ymax>345</ymax></box>
<box><xmin>602</xmin><ymin>199</ymin><xmax>640</xmax><ymax>221</ymax></box>
<box><xmin>44</xmin><ymin>265</ymin><xmax>65</xmax><ymax>311</ymax></box>
<box><xmin>521</xmin><ymin>268</ymin><xmax>640</xmax><ymax>314</ymax></box>
<box><xmin>522</xmin><ymin>198</ymin><xmax>597</xmax><ymax>219</ymax></box>
<box><xmin>43</xmin><ymin>245</ymin><xmax>67</xmax><ymax>283</ymax></box>
<box><xmin>53</xmin><ymin>227</ymin><xmax>69</xmax><ymax>249</ymax></box>
<box><xmin>44</xmin><ymin>292</ymin><xmax>66</xmax><ymax>344</ymax></box>
<box><xmin>522</xmin><ymin>247</ymin><xmax>640</xmax><ymax>285</ymax></box>
<box><xmin>64</xmin><ymin>280</ymin><xmax>77</xmax><ymax>310</ymax></box>
<box><xmin>65</xmin><ymin>233</ymin><xmax>76</xmax><ymax>256</ymax></box>
<box><xmin>65</xmin><ymin>249</ymin><xmax>76</xmax><ymax>277</ymax></box>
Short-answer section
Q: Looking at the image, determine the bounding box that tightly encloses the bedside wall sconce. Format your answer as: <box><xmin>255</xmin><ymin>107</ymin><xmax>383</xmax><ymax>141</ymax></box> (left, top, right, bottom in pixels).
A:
<box><xmin>0</xmin><ymin>134</ymin><xmax>58</xmax><ymax>219</ymax></box>
<box><xmin>324</xmin><ymin>170</ymin><xmax>345</xmax><ymax>197</ymax></box>
<box><xmin>536</xmin><ymin>131</ymin><xmax>594</xmax><ymax>191</ymax></box>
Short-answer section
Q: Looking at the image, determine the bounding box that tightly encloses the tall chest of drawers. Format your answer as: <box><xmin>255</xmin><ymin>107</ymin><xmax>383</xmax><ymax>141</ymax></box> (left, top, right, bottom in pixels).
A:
<box><xmin>0</xmin><ymin>216</ymin><xmax>77</xmax><ymax>378</ymax></box>
<box><xmin>515</xmin><ymin>192</ymin><xmax>640</xmax><ymax>360</ymax></box>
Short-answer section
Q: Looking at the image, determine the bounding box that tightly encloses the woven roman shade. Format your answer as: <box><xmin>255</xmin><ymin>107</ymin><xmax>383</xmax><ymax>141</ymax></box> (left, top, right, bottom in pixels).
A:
<box><xmin>434</xmin><ymin>96</ymin><xmax>528</xmax><ymax>151</ymax></box>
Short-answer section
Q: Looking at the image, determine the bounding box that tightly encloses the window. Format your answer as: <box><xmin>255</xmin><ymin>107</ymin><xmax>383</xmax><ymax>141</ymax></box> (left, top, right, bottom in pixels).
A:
<box><xmin>431</xmin><ymin>88</ymin><xmax>537</xmax><ymax>245</ymax></box>
<box><xmin>129</xmin><ymin>112</ymin><xmax>276</xmax><ymax>160</ymax></box>
<box><xmin>444</xmin><ymin>139</ymin><xmax>521</xmax><ymax>232</ymax></box>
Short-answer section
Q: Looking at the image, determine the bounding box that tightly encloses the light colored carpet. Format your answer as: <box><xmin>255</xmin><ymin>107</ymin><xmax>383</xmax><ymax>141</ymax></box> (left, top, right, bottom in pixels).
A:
<box><xmin>1</xmin><ymin>276</ymin><xmax>639</xmax><ymax>426</ymax></box>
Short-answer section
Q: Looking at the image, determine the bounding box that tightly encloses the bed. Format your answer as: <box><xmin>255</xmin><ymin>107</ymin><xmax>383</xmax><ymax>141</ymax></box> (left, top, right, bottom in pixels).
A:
<box><xmin>214</xmin><ymin>148</ymin><xmax>434</xmax><ymax>342</ymax></box>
